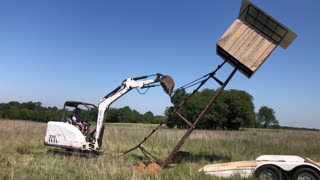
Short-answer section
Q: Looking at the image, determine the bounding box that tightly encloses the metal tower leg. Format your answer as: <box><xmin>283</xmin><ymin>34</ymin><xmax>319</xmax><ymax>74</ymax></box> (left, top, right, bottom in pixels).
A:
<box><xmin>161</xmin><ymin>66</ymin><xmax>238</xmax><ymax>168</ymax></box>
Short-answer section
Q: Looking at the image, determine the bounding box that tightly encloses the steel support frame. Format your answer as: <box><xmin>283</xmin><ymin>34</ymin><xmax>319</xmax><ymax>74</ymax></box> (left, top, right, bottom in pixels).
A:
<box><xmin>119</xmin><ymin>62</ymin><xmax>239</xmax><ymax>167</ymax></box>
<box><xmin>161</xmin><ymin>66</ymin><xmax>238</xmax><ymax>168</ymax></box>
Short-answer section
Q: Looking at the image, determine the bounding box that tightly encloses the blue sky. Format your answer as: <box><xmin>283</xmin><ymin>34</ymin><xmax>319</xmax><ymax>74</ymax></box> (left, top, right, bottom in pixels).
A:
<box><xmin>0</xmin><ymin>0</ymin><xmax>320</xmax><ymax>128</ymax></box>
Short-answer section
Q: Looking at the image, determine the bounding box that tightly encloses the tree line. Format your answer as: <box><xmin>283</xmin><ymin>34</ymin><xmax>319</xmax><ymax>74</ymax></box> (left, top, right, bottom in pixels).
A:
<box><xmin>0</xmin><ymin>88</ymin><xmax>279</xmax><ymax>130</ymax></box>
<box><xmin>165</xmin><ymin>88</ymin><xmax>279</xmax><ymax>130</ymax></box>
<box><xmin>105</xmin><ymin>106</ymin><xmax>165</xmax><ymax>124</ymax></box>
<box><xmin>0</xmin><ymin>101</ymin><xmax>164</xmax><ymax>124</ymax></box>
<box><xmin>0</xmin><ymin>101</ymin><xmax>61</xmax><ymax>122</ymax></box>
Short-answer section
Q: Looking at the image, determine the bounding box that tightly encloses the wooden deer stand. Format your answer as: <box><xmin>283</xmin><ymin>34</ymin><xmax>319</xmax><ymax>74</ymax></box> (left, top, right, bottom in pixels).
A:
<box><xmin>161</xmin><ymin>0</ymin><xmax>297</xmax><ymax>167</ymax></box>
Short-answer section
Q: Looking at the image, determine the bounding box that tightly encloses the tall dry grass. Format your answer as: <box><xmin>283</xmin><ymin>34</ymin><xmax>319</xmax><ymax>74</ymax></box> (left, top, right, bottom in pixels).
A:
<box><xmin>1</xmin><ymin>120</ymin><xmax>320</xmax><ymax>179</ymax></box>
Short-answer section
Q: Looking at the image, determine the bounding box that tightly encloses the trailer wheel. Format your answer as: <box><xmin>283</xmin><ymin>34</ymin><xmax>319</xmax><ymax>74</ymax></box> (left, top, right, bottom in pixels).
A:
<box><xmin>255</xmin><ymin>165</ymin><xmax>283</xmax><ymax>180</ymax></box>
<box><xmin>292</xmin><ymin>167</ymin><xmax>320</xmax><ymax>180</ymax></box>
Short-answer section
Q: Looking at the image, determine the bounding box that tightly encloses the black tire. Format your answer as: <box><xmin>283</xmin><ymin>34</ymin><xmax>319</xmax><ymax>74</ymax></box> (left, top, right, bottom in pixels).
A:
<box><xmin>292</xmin><ymin>167</ymin><xmax>320</xmax><ymax>180</ymax></box>
<box><xmin>255</xmin><ymin>165</ymin><xmax>283</xmax><ymax>180</ymax></box>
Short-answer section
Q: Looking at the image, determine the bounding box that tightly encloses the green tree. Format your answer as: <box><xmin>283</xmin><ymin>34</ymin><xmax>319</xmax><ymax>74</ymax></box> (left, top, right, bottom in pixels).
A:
<box><xmin>166</xmin><ymin>88</ymin><xmax>256</xmax><ymax>130</ymax></box>
<box><xmin>153</xmin><ymin>115</ymin><xmax>165</xmax><ymax>124</ymax></box>
<box><xmin>221</xmin><ymin>89</ymin><xmax>256</xmax><ymax>129</ymax></box>
<box><xmin>116</xmin><ymin>106</ymin><xmax>142</xmax><ymax>123</ymax></box>
<box><xmin>130</xmin><ymin>110</ymin><xmax>142</xmax><ymax>123</ymax></box>
<box><xmin>256</xmin><ymin>106</ymin><xmax>279</xmax><ymax>128</ymax></box>
<box><xmin>165</xmin><ymin>106</ymin><xmax>176</xmax><ymax>128</ymax></box>
<box><xmin>143</xmin><ymin>111</ymin><xmax>154</xmax><ymax>123</ymax></box>
<box><xmin>165</xmin><ymin>88</ymin><xmax>189</xmax><ymax>128</ymax></box>
<box><xmin>170</xmin><ymin>88</ymin><xmax>187</xmax><ymax>105</ymax></box>
<box><xmin>0</xmin><ymin>101</ymin><xmax>62</xmax><ymax>122</ymax></box>
<box><xmin>105</xmin><ymin>108</ymin><xmax>119</xmax><ymax>122</ymax></box>
<box><xmin>0</xmin><ymin>101</ymin><xmax>164</xmax><ymax>124</ymax></box>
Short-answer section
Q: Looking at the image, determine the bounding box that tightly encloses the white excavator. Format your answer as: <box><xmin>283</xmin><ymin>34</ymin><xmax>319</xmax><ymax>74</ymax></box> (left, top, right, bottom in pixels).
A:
<box><xmin>44</xmin><ymin>73</ymin><xmax>174</xmax><ymax>152</ymax></box>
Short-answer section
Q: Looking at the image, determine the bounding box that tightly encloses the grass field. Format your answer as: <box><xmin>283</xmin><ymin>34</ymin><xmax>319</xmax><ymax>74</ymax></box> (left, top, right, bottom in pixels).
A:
<box><xmin>1</xmin><ymin>120</ymin><xmax>320</xmax><ymax>179</ymax></box>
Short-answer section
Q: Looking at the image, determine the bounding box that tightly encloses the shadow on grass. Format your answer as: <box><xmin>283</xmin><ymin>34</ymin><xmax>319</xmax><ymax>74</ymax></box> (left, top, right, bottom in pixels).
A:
<box><xmin>126</xmin><ymin>151</ymin><xmax>231</xmax><ymax>165</ymax></box>
<box><xmin>171</xmin><ymin>151</ymin><xmax>231</xmax><ymax>164</ymax></box>
<box><xmin>47</xmin><ymin>149</ymin><xmax>102</xmax><ymax>158</ymax></box>
<box><xmin>129</xmin><ymin>154</ymin><xmax>145</xmax><ymax>161</ymax></box>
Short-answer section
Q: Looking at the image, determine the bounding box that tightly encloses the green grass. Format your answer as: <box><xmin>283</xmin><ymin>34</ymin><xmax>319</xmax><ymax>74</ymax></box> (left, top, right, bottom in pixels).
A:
<box><xmin>1</xmin><ymin>120</ymin><xmax>320</xmax><ymax>179</ymax></box>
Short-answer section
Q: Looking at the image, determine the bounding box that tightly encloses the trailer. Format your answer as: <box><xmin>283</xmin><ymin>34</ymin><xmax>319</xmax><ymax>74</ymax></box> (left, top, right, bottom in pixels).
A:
<box><xmin>199</xmin><ymin>155</ymin><xmax>320</xmax><ymax>180</ymax></box>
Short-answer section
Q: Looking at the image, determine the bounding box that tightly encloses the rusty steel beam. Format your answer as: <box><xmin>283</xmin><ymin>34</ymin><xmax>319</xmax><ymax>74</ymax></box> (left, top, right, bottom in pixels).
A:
<box><xmin>161</xmin><ymin>67</ymin><xmax>238</xmax><ymax>168</ymax></box>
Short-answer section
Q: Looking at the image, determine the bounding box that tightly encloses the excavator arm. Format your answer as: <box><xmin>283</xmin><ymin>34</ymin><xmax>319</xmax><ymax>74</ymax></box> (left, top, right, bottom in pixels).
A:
<box><xmin>93</xmin><ymin>73</ymin><xmax>174</xmax><ymax>150</ymax></box>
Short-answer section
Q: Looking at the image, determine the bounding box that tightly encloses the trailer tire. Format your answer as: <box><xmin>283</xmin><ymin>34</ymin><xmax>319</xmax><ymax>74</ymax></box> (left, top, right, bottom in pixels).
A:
<box><xmin>292</xmin><ymin>167</ymin><xmax>320</xmax><ymax>180</ymax></box>
<box><xmin>255</xmin><ymin>165</ymin><xmax>283</xmax><ymax>180</ymax></box>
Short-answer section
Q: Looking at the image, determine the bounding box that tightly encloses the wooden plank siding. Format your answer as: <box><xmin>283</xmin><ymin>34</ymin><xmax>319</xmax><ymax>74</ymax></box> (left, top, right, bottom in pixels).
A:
<box><xmin>217</xmin><ymin>19</ymin><xmax>277</xmax><ymax>78</ymax></box>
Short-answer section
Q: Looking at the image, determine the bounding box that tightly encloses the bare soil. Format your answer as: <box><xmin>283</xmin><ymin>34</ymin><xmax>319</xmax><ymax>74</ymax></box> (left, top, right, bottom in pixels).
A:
<box><xmin>130</xmin><ymin>162</ymin><xmax>161</xmax><ymax>175</ymax></box>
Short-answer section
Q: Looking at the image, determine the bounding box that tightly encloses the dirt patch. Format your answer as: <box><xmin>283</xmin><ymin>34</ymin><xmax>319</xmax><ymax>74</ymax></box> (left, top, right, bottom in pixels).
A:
<box><xmin>130</xmin><ymin>151</ymin><xmax>192</xmax><ymax>174</ymax></box>
<box><xmin>130</xmin><ymin>162</ymin><xmax>161</xmax><ymax>175</ymax></box>
<box><xmin>145</xmin><ymin>162</ymin><xmax>161</xmax><ymax>175</ymax></box>
<box><xmin>130</xmin><ymin>162</ymin><xmax>146</xmax><ymax>172</ymax></box>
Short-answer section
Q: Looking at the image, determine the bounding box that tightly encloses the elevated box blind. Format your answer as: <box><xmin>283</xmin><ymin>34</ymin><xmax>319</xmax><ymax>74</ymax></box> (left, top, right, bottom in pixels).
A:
<box><xmin>217</xmin><ymin>0</ymin><xmax>297</xmax><ymax>78</ymax></box>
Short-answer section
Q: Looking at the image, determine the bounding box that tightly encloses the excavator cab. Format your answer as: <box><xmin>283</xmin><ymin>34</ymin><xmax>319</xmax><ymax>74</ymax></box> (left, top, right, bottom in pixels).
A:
<box><xmin>61</xmin><ymin>101</ymin><xmax>97</xmax><ymax>139</ymax></box>
<box><xmin>61</xmin><ymin>101</ymin><xmax>97</xmax><ymax>125</ymax></box>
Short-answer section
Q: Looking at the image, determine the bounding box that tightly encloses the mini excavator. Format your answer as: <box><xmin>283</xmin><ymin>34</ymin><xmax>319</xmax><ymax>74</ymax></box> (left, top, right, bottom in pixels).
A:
<box><xmin>44</xmin><ymin>73</ymin><xmax>174</xmax><ymax>152</ymax></box>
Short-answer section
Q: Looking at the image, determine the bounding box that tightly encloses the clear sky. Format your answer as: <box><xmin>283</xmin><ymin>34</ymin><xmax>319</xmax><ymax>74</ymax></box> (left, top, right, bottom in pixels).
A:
<box><xmin>1</xmin><ymin>0</ymin><xmax>319</xmax><ymax>128</ymax></box>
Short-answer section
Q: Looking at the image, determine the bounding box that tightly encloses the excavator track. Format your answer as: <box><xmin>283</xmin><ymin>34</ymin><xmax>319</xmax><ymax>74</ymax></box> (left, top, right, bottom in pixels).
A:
<box><xmin>47</xmin><ymin>148</ymin><xmax>103</xmax><ymax>158</ymax></box>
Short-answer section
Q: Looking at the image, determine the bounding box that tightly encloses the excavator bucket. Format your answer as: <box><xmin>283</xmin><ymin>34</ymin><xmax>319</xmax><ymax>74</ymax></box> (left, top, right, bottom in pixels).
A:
<box><xmin>160</xmin><ymin>76</ymin><xmax>175</xmax><ymax>96</ymax></box>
